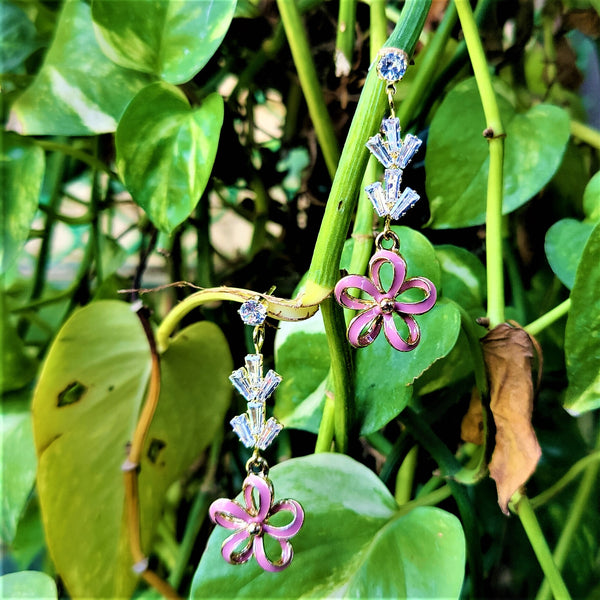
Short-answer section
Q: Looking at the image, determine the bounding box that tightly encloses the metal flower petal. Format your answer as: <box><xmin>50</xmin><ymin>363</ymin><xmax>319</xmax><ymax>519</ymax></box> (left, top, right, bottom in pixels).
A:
<box><xmin>334</xmin><ymin>249</ymin><xmax>437</xmax><ymax>351</ymax></box>
<box><xmin>209</xmin><ymin>473</ymin><xmax>304</xmax><ymax>572</ymax></box>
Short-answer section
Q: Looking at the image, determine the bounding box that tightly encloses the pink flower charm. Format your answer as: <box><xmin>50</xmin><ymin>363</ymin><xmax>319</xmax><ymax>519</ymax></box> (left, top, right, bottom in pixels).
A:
<box><xmin>209</xmin><ymin>473</ymin><xmax>304</xmax><ymax>572</ymax></box>
<box><xmin>334</xmin><ymin>249</ymin><xmax>437</xmax><ymax>351</ymax></box>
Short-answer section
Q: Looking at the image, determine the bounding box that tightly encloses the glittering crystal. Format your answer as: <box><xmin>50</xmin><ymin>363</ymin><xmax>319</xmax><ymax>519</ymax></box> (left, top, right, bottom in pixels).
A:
<box><xmin>257</xmin><ymin>417</ymin><xmax>283</xmax><ymax>450</ymax></box>
<box><xmin>257</xmin><ymin>369</ymin><xmax>282</xmax><ymax>402</ymax></box>
<box><xmin>230</xmin><ymin>414</ymin><xmax>254</xmax><ymax>448</ymax></box>
<box><xmin>366</xmin><ymin>135</ymin><xmax>392</xmax><ymax>168</ymax></box>
<box><xmin>390</xmin><ymin>187</ymin><xmax>420</xmax><ymax>220</ymax></box>
<box><xmin>384</xmin><ymin>169</ymin><xmax>403</xmax><ymax>210</ymax></box>
<box><xmin>245</xmin><ymin>354</ymin><xmax>263</xmax><ymax>388</ymax></box>
<box><xmin>397</xmin><ymin>134</ymin><xmax>422</xmax><ymax>169</ymax></box>
<box><xmin>365</xmin><ymin>182</ymin><xmax>387</xmax><ymax>217</ymax></box>
<box><xmin>229</xmin><ymin>367</ymin><xmax>252</xmax><ymax>400</ymax></box>
<box><xmin>377</xmin><ymin>50</ymin><xmax>408</xmax><ymax>82</ymax></box>
<box><xmin>381</xmin><ymin>118</ymin><xmax>401</xmax><ymax>153</ymax></box>
<box><xmin>238</xmin><ymin>298</ymin><xmax>267</xmax><ymax>326</ymax></box>
<box><xmin>247</xmin><ymin>402</ymin><xmax>264</xmax><ymax>435</ymax></box>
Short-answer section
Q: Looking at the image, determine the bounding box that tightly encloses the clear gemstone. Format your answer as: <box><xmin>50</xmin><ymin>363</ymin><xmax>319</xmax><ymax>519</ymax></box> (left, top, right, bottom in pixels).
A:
<box><xmin>381</xmin><ymin>118</ymin><xmax>401</xmax><ymax>153</ymax></box>
<box><xmin>247</xmin><ymin>402</ymin><xmax>264</xmax><ymax>435</ymax></box>
<box><xmin>377</xmin><ymin>50</ymin><xmax>408</xmax><ymax>82</ymax></box>
<box><xmin>245</xmin><ymin>354</ymin><xmax>263</xmax><ymax>388</ymax></box>
<box><xmin>384</xmin><ymin>169</ymin><xmax>403</xmax><ymax>211</ymax></box>
<box><xmin>390</xmin><ymin>187</ymin><xmax>420</xmax><ymax>220</ymax></box>
<box><xmin>397</xmin><ymin>134</ymin><xmax>422</xmax><ymax>169</ymax></box>
<box><xmin>229</xmin><ymin>367</ymin><xmax>252</xmax><ymax>400</ymax></box>
<box><xmin>238</xmin><ymin>299</ymin><xmax>267</xmax><ymax>326</ymax></box>
<box><xmin>365</xmin><ymin>182</ymin><xmax>387</xmax><ymax>217</ymax></box>
<box><xmin>257</xmin><ymin>369</ymin><xmax>282</xmax><ymax>402</ymax></box>
<box><xmin>230</xmin><ymin>414</ymin><xmax>254</xmax><ymax>448</ymax></box>
<box><xmin>257</xmin><ymin>417</ymin><xmax>283</xmax><ymax>450</ymax></box>
<box><xmin>366</xmin><ymin>135</ymin><xmax>392</xmax><ymax>168</ymax></box>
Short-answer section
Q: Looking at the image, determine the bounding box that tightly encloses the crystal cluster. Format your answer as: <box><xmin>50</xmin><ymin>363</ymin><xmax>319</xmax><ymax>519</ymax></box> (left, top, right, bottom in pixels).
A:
<box><xmin>365</xmin><ymin>117</ymin><xmax>422</xmax><ymax>219</ymax></box>
<box><xmin>229</xmin><ymin>354</ymin><xmax>283</xmax><ymax>450</ymax></box>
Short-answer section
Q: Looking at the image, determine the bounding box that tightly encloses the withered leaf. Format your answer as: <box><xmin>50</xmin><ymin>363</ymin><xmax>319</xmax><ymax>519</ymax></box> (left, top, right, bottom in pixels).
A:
<box><xmin>461</xmin><ymin>387</ymin><xmax>484</xmax><ymax>446</ymax></box>
<box><xmin>482</xmin><ymin>323</ymin><xmax>541</xmax><ymax>514</ymax></box>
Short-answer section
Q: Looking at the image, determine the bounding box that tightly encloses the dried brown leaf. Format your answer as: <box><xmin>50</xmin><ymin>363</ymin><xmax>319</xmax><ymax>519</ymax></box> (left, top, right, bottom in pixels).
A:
<box><xmin>461</xmin><ymin>387</ymin><xmax>484</xmax><ymax>446</ymax></box>
<box><xmin>482</xmin><ymin>323</ymin><xmax>542</xmax><ymax>514</ymax></box>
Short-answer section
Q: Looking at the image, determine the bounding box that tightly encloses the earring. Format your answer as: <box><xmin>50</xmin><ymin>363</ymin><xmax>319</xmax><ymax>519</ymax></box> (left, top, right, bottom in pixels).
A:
<box><xmin>209</xmin><ymin>297</ymin><xmax>304</xmax><ymax>572</ymax></box>
<box><xmin>334</xmin><ymin>48</ymin><xmax>437</xmax><ymax>352</ymax></box>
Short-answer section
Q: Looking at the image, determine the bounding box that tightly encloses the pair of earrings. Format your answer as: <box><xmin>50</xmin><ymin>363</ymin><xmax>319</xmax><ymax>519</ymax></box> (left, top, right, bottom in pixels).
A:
<box><xmin>209</xmin><ymin>48</ymin><xmax>436</xmax><ymax>573</ymax></box>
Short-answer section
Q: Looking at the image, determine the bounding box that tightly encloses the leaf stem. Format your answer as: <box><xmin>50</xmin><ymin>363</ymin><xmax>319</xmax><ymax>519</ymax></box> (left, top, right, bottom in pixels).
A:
<box><xmin>335</xmin><ymin>0</ymin><xmax>357</xmax><ymax>77</ymax></box>
<box><xmin>534</xmin><ymin>430</ymin><xmax>600</xmax><ymax>600</ymax></box>
<box><xmin>511</xmin><ymin>492</ymin><xmax>572</xmax><ymax>600</ymax></box>
<box><xmin>276</xmin><ymin>0</ymin><xmax>340</xmax><ymax>179</ymax></box>
<box><xmin>524</xmin><ymin>298</ymin><xmax>571</xmax><ymax>336</ymax></box>
<box><xmin>395</xmin><ymin>445</ymin><xmax>418</xmax><ymax>504</ymax></box>
<box><xmin>302</xmin><ymin>0</ymin><xmax>431</xmax><ymax>304</ymax></box>
<box><xmin>570</xmin><ymin>120</ymin><xmax>600</xmax><ymax>150</ymax></box>
<box><xmin>398</xmin><ymin>483</ymin><xmax>452</xmax><ymax>515</ymax></box>
<box><xmin>33</xmin><ymin>139</ymin><xmax>115</xmax><ymax>176</ymax></box>
<box><xmin>455</xmin><ymin>0</ymin><xmax>505</xmax><ymax>328</ymax></box>
<box><xmin>314</xmin><ymin>391</ymin><xmax>335</xmax><ymax>453</ymax></box>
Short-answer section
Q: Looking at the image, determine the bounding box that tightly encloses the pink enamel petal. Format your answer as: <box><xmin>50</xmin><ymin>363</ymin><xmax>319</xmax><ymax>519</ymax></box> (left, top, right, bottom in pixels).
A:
<box><xmin>395</xmin><ymin>277</ymin><xmax>437</xmax><ymax>315</ymax></box>
<box><xmin>253</xmin><ymin>535</ymin><xmax>294</xmax><ymax>573</ymax></box>
<box><xmin>334</xmin><ymin>275</ymin><xmax>380</xmax><ymax>309</ymax></box>
<box><xmin>209</xmin><ymin>498</ymin><xmax>250</xmax><ymax>529</ymax></box>
<box><xmin>347</xmin><ymin>306</ymin><xmax>382</xmax><ymax>347</ymax></box>
<box><xmin>243</xmin><ymin>474</ymin><xmax>272</xmax><ymax>521</ymax></box>
<box><xmin>263</xmin><ymin>499</ymin><xmax>304</xmax><ymax>539</ymax></box>
<box><xmin>369</xmin><ymin>250</ymin><xmax>407</xmax><ymax>297</ymax></box>
<box><xmin>382</xmin><ymin>313</ymin><xmax>420</xmax><ymax>351</ymax></box>
<box><xmin>222</xmin><ymin>529</ymin><xmax>254</xmax><ymax>565</ymax></box>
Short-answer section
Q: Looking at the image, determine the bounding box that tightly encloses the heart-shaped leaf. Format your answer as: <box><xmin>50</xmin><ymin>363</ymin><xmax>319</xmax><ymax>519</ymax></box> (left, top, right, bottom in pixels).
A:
<box><xmin>7</xmin><ymin>0</ymin><xmax>153</xmax><ymax>135</ymax></box>
<box><xmin>564</xmin><ymin>222</ymin><xmax>600</xmax><ymax>414</ymax></box>
<box><xmin>0</xmin><ymin>2</ymin><xmax>43</xmax><ymax>73</ymax></box>
<box><xmin>583</xmin><ymin>171</ymin><xmax>600</xmax><ymax>222</ymax></box>
<box><xmin>32</xmin><ymin>301</ymin><xmax>232</xmax><ymax>597</ymax></box>
<box><xmin>1</xmin><ymin>134</ymin><xmax>44</xmax><ymax>274</ymax></box>
<box><xmin>0</xmin><ymin>571</ymin><xmax>57</xmax><ymax>599</ymax></box>
<box><xmin>426</xmin><ymin>78</ymin><xmax>570</xmax><ymax>228</ymax></box>
<box><xmin>191</xmin><ymin>453</ymin><xmax>465</xmax><ymax>599</ymax></box>
<box><xmin>545</xmin><ymin>218</ymin><xmax>595</xmax><ymax>290</ymax></box>
<box><xmin>91</xmin><ymin>0</ymin><xmax>236</xmax><ymax>84</ymax></box>
<box><xmin>116</xmin><ymin>82</ymin><xmax>224</xmax><ymax>233</ymax></box>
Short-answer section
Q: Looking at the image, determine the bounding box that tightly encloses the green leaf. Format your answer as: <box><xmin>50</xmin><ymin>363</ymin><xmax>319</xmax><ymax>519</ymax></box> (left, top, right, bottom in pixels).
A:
<box><xmin>191</xmin><ymin>454</ymin><xmax>465</xmax><ymax>599</ymax></box>
<box><xmin>1</xmin><ymin>394</ymin><xmax>37</xmax><ymax>544</ymax></box>
<box><xmin>583</xmin><ymin>171</ymin><xmax>600</xmax><ymax>222</ymax></box>
<box><xmin>32</xmin><ymin>301</ymin><xmax>232</xmax><ymax>597</ymax></box>
<box><xmin>7</xmin><ymin>0</ymin><xmax>153</xmax><ymax>136</ymax></box>
<box><xmin>0</xmin><ymin>571</ymin><xmax>57</xmax><ymax>599</ymax></box>
<box><xmin>274</xmin><ymin>313</ymin><xmax>329</xmax><ymax>433</ymax></box>
<box><xmin>426</xmin><ymin>78</ymin><xmax>570</xmax><ymax>228</ymax></box>
<box><xmin>0</xmin><ymin>2</ymin><xmax>43</xmax><ymax>73</ymax></box>
<box><xmin>0</xmin><ymin>133</ymin><xmax>45</xmax><ymax>274</ymax></box>
<box><xmin>545</xmin><ymin>219</ymin><xmax>595</xmax><ymax>290</ymax></box>
<box><xmin>116</xmin><ymin>83</ymin><xmax>224</xmax><ymax>233</ymax></box>
<box><xmin>91</xmin><ymin>0</ymin><xmax>236</xmax><ymax>84</ymax></box>
<box><xmin>564</xmin><ymin>222</ymin><xmax>600</xmax><ymax>414</ymax></box>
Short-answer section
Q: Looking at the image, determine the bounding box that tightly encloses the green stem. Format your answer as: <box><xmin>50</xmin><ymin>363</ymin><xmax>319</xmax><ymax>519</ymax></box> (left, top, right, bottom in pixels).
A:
<box><xmin>320</xmin><ymin>297</ymin><xmax>354</xmax><ymax>452</ymax></box>
<box><xmin>511</xmin><ymin>492</ymin><xmax>572</xmax><ymax>600</ymax></box>
<box><xmin>90</xmin><ymin>142</ymin><xmax>103</xmax><ymax>285</ymax></box>
<box><xmin>524</xmin><ymin>298</ymin><xmax>571</xmax><ymax>337</ymax></box>
<box><xmin>302</xmin><ymin>0</ymin><xmax>431</xmax><ymax>304</ymax></box>
<box><xmin>397</xmin><ymin>1</ymin><xmax>458</xmax><ymax>127</ymax></box>
<box><xmin>534</xmin><ymin>430</ymin><xmax>600</xmax><ymax>600</ymax></box>
<box><xmin>314</xmin><ymin>391</ymin><xmax>336</xmax><ymax>453</ymax></box>
<box><xmin>276</xmin><ymin>0</ymin><xmax>340</xmax><ymax>179</ymax></box>
<box><xmin>570</xmin><ymin>120</ymin><xmax>600</xmax><ymax>150</ymax></box>
<box><xmin>457</xmin><ymin>303</ymin><xmax>489</xmax><ymax>399</ymax></box>
<box><xmin>395</xmin><ymin>445</ymin><xmax>418</xmax><ymax>504</ymax></box>
<box><xmin>33</xmin><ymin>139</ymin><xmax>114</xmax><ymax>176</ymax></box>
<box><xmin>455</xmin><ymin>0</ymin><xmax>505</xmax><ymax>328</ymax></box>
<box><xmin>398</xmin><ymin>483</ymin><xmax>452</xmax><ymax>515</ymax></box>
<box><xmin>335</xmin><ymin>0</ymin><xmax>357</xmax><ymax>76</ymax></box>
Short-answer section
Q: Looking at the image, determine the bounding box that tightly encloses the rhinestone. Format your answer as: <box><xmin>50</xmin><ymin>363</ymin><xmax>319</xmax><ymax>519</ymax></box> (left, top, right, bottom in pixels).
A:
<box><xmin>397</xmin><ymin>134</ymin><xmax>422</xmax><ymax>169</ymax></box>
<box><xmin>257</xmin><ymin>369</ymin><xmax>282</xmax><ymax>402</ymax></box>
<box><xmin>257</xmin><ymin>417</ymin><xmax>283</xmax><ymax>450</ymax></box>
<box><xmin>247</xmin><ymin>402</ymin><xmax>264</xmax><ymax>435</ymax></box>
<box><xmin>384</xmin><ymin>169</ymin><xmax>403</xmax><ymax>211</ymax></box>
<box><xmin>245</xmin><ymin>354</ymin><xmax>263</xmax><ymax>388</ymax></box>
<box><xmin>229</xmin><ymin>367</ymin><xmax>252</xmax><ymax>401</ymax></box>
<box><xmin>365</xmin><ymin>182</ymin><xmax>387</xmax><ymax>217</ymax></box>
<box><xmin>376</xmin><ymin>49</ymin><xmax>408</xmax><ymax>82</ymax></box>
<box><xmin>238</xmin><ymin>299</ymin><xmax>267</xmax><ymax>326</ymax></box>
<box><xmin>390</xmin><ymin>187</ymin><xmax>420</xmax><ymax>220</ymax></box>
<box><xmin>366</xmin><ymin>135</ymin><xmax>392</xmax><ymax>168</ymax></box>
<box><xmin>230</xmin><ymin>414</ymin><xmax>254</xmax><ymax>448</ymax></box>
<box><xmin>381</xmin><ymin>118</ymin><xmax>401</xmax><ymax>153</ymax></box>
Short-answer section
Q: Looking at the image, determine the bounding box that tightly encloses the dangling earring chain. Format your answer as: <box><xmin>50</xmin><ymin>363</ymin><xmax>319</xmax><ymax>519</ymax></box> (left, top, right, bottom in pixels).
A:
<box><xmin>334</xmin><ymin>48</ymin><xmax>437</xmax><ymax>352</ymax></box>
<box><xmin>209</xmin><ymin>297</ymin><xmax>304</xmax><ymax>572</ymax></box>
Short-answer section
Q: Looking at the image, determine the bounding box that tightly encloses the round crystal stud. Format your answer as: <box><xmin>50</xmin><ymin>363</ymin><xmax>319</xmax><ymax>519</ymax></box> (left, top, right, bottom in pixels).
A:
<box><xmin>238</xmin><ymin>298</ymin><xmax>267</xmax><ymax>326</ymax></box>
<box><xmin>376</xmin><ymin>48</ymin><xmax>408</xmax><ymax>83</ymax></box>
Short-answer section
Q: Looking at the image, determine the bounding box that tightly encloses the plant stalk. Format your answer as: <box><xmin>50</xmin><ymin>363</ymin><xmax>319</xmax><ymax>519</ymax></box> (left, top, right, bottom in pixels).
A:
<box><xmin>524</xmin><ymin>298</ymin><xmax>571</xmax><ymax>337</ymax></box>
<box><xmin>335</xmin><ymin>0</ymin><xmax>357</xmax><ymax>77</ymax></box>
